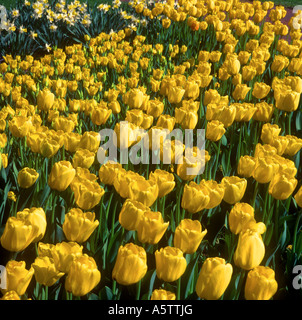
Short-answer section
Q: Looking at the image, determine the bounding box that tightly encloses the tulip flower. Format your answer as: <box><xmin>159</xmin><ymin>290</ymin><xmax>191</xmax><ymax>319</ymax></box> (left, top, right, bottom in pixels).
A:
<box><xmin>232</xmin><ymin>84</ymin><xmax>251</xmax><ymax>101</ymax></box>
<box><xmin>128</xmin><ymin>178</ymin><xmax>159</xmax><ymax>207</ymax></box>
<box><xmin>260</xmin><ymin>123</ymin><xmax>281</xmax><ymax>145</ymax></box>
<box><xmin>195</xmin><ymin>257</ymin><xmax>233</xmax><ymax>300</ymax></box>
<box><xmin>37</xmin><ymin>88</ymin><xmax>55</xmax><ymax>111</ymax></box>
<box><xmin>112</xmin><ymin>243</ymin><xmax>148</xmax><ymax>286</ymax></box>
<box><xmin>72</xmin><ymin>148</ymin><xmax>95</xmax><ymax>169</ymax></box>
<box><xmin>16</xmin><ymin>207</ymin><xmax>47</xmax><ymax>242</ymax></box>
<box><xmin>48</xmin><ymin>160</ymin><xmax>76</xmax><ymax>192</ymax></box>
<box><xmin>206</xmin><ymin>120</ymin><xmax>226</xmax><ymax>142</ymax></box>
<box><xmin>71</xmin><ymin>177</ymin><xmax>105</xmax><ymax>210</ymax></box>
<box><xmin>294</xmin><ymin>186</ymin><xmax>302</xmax><ymax>208</ymax></box>
<box><xmin>253</xmin><ymin>102</ymin><xmax>274</xmax><ymax>122</ymax></box>
<box><xmin>252</xmin><ymin>156</ymin><xmax>278</xmax><ymax>184</ymax></box>
<box><xmin>17</xmin><ymin>167</ymin><xmax>39</xmax><ymax>189</ymax></box>
<box><xmin>201</xmin><ymin>180</ymin><xmax>225</xmax><ymax>209</ymax></box>
<box><xmin>98</xmin><ymin>161</ymin><xmax>122</xmax><ymax>185</ymax></box>
<box><xmin>284</xmin><ymin>135</ymin><xmax>302</xmax><ymax>156</ymax></box>
<box><xmin>0</xmin><ymin>216</ymin><xmax>38</xmax><ymax>252</ymax></box>
<box><xmin>1</xmin><ymin>261</ymin><xmax>34</xmax><ymax>296</ymax></box>
<box><xmin>245</xmin><ymin>266</ymin><xmax>278</xmax><ymax>300</ymax></box>
<box><xmin>77</xmin><ymin>131</ymin><xmax>100</xmax><ymax>153</ymax></box>
<box><xmin>0</xmin><ymin>291</ymin><xmax>21</xmax><ymax>300</ymax></box>
<box><xmin>174</xmin><ymin>219</ymin><xmax>207</xmax><ymax>254</ymax></box>
<box><xmin>155</xmin><ymin>246</ymin><xmax>187</xmax><ymax>282</ymax></box>
<box><xmin>65</xmin><ymin>254</ymin><xmax>101</xmax><ymax>297</ymax></box>
<box><xmin>137</xmin><ymin>211</ymin><xmax>169</xmax><ymax>245</ymax></box>
<box><xmin>234</xmin><ymin>229</ymin><xmax>265</xmax><ymax>270</ymax></box>
<box><xmin>275</xmin><ymin>88</ymin><xmax>300</xmax><ymax>112</ymax></box>
<box><xmin>31</xmin><ymin>256</ymin><xmax>65</xmax><ymax>287</ymax></box>
<box><xmin>167</xmin><ymin>86</ymin><xmax>185</xmax><ymax>104</ymax></box>
<box><xmin>237</xmin><ymin>155</ymin><xmax>256</xmax><ymax>178</ymax></box>
<box><xmin>221</xmin><ymin>176</ymin><xmax>247</xmax><ymax>204</ymax></box>
<box><xmin>252</xmin><ymin>82</ymin><xmax>271</xmax><ymax>100</ymax></box>
<box><xmin>228</xmin><ymin>203</ymin><xmax>255</xmax><ymax>235</ymax></box>
<box><xmin>151</xmin><ymin>289</ymin><xmax>176</xmax><ymax>300</ymax></box>
<box><xmin>149</xmin><ymin>169</ymin><xmax>175</xmax><ymax>198</ymax></box>
<box><xmin>268</xmin><ymin>172</ymin><xmax>298</xmax><ymax>200</ymax></box>
<box><xmin>118</xmin><ymin>199</ymin><xmax>148</xmax><ymax>231</ymax></box>
<box><xmin>62</xmin><ymin>208</ymin><xmax>99</xmax><ymax>243</ymax></box>
<box><xmin>51</xmin><ymin>241</ymin><xmax>83</xmax><ymax>273</ymax></box>
<box><xmin>181</xmin><ymin>181</ymin><xmax>210</xmax><ymax>213</ymax></box>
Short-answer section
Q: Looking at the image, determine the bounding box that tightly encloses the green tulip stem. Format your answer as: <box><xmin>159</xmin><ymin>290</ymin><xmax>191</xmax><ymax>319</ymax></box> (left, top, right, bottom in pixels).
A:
<box><xmin>252</xmin><ymin>181</ymin><xmax>258</xmax><ymax>207</ymax></box>
<box><xmin>177</xmin><ymin>277</ymin><xmax>181</xmax><ymax>300</ymax></box>
<box><xmin>213</xmin><ymin>139</ymin><xmax>222</xmax><ymax>180</ymax></box>
<box><xmin>136</xmin><ymin>280</ymin><xmax>141</xmax><ymax>300</ymax></box>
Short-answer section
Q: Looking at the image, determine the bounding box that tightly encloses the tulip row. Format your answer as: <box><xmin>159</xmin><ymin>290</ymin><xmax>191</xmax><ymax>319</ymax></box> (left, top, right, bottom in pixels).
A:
<box><xmin>1</xmin><ymin>0</ymin><xmax>302</xmax><ymax>301</ymax></box>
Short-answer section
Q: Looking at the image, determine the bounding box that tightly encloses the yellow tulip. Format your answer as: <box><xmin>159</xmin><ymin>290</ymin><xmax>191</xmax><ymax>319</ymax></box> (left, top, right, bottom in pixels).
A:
<box><xmin>195</xmin><ymin>257</ymin><xmax>233</xmax><ymax>300</ymax></box>
<box><xmin>31</xmin><ymin>256</ymin><xmax>65</xmax><ymax>286</ymax></box>
<box><xmin>174</xmin><ymin>219</ymin><xmax>207</xmax><ymax>254</ymax></box>
<box><xmin>48</xmin><ymin>160</ymin><xmax>76</xmax><ymax>192</ymax></box>
<box><xmin>17</xmin><ymin>167</ymin><xmax>39</xmax><ymax>188</ymax></box>
<box><xmin>268</xmin><ymin>172</ymin><xmax>298</xmax><ymax>200</ymax></box>
<box><xmin>65</xmin><ymin>254</ymin><xmax>101</xmax><ymax>296</ymax></box>
<box><xmin>2</xmin><ymin>261</ymin><xmax>34</xmax><ymax>296</ymax></box>
<box><xmin>221</xmin><ymin>176</ymin><xmax>247</xmax><ymax>204</ymax></box>
<box><xmin>228</xmin><ymin>202</ymin><xmax>255</xmax><ymax>235</ymax></box>
<box><xmin>245</xmin><ymin>266</ymin><xmax>278</xmax><ymax>300</ymax></box>
<box><xmin>62</xmin><ymin>208</ymin><xmax>99</xmax><ymax>243</ymax></box>
<box><xmin>149</xmin><ymin>169</ymin><xmax>175</xmax><ymax>198</ymax></box>
<box><xmin>234</xmin><ymin>229</ymin><xmax>265</xmax><ymax>270</ymax></box>
<box><xmin>151</xmin><ymin>289</ymin><xmax>176</xmax><ymax>300</ymax></box>
<box><xmin>128</xmin><ymin>178</ymin><xmax>159</xmax><ymax>207</ymax></box>
<box><xmin>112</xmin><ymin>243</ymin><xmax>148</xmax><ymax>286</ymax></box>
<box><xmin>137</xmin><ymin>211</ymin><xmax>169</xmax><ymax>245</ymax></box>
<box><xmin>155</xmin><ymin>246</ymin><xmax>187</xmax><ymax>282</ymax></box>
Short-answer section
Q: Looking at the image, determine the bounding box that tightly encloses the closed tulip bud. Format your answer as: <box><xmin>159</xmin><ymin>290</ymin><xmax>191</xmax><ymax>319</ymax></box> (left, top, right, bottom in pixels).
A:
<box><xmin>195</xmin><ymin>257</ymin><xmax>233</xmax><ymax>300</ymax></box>
<box><xmin>128</xmin><ymin>178</ymin><xmax>159</xmax><ymax>207</ymax></box>
<box><xmin>151</xmin><ymin>289</ymin><xmax>176</xmax><ymax>300</ymax></box>
<box><xmin>119</xmin><ymin>199</ymin><xmax>148</xmax><ymax>231</ymax></box>
<box><xmin>221</xmin><ymin>176</ymin><xmax>247</xmax><ymax>204</ymax></box>
<box><xmin>51</xmin><ymin>241</ymin><xmax>83</xmax><ymax>273</ymax></box>
<box><xmin>167</xmin><ymin>86</ymin><xmax>185</xmax><ymax>104</ymax></box>
<box><xmin>268</xmin><ymin>172</ymin><xmax>298</xmax><ymax>200</ymax></box>
<box><xmin>162</xmin><ymin>18</ymin><xmax>171</xmax><ymax>29</ymax></box>
<box><xmin>234</xmin><ymin>229</ymin><xmax>265</xmax><ymax>270</ymax></box>
<box><xmin>126</xmin><ymin>88</ymin><xmax>146</xmax><ymax>109</ymax></box>
<box><xmin>232</xmin><ymin>84</ymin><xmax>251</xmax><ymax>101</ymax></box>
<box><xmin>175</xmin><ymin>106</ymin><xmax>198</xmax><ymax>130</ymax></box>
<box><xmin>37</xmin><ymin>88</ymin><xmax>54</xmax><ymax>111</ymax></box>
<box><xmin>114</xmin><ymin>169</ymin><xmax>144</xmax><ymax>198</ymax></box>
<box><xmin>237</xmin><ymin>155</ymin><xmax>256</xmax><ymax>178</ymax></box>
<box><xmin>17</xmin><ymin>167</ymin><xmax>39</xmax><ymax>188</ymax></box>
<box><xmin>181</xmin><ymin>181</ymin><xmax>210</xmax><ymax>213</ymax></box>
<box><xmin>261</xmin><ymin>123</ymin><xmax>281</xmax><ymax>144</ymax></box>
<box><xmin>31</xmin><ymin>256</ymin><xmax>64</xmax><ymax>286</ymax></box>
<box><xmin>71</xmin><ymin>178</ymin><xmax>105</xmax><ymax>210</ymax></box>
<box><xmin>271</xmin><ymin>55</ymin><xmax>289</xmax><ymax>72</ymax></box>
<box><xmin>206</xmin><ymin>120</ymin><xmax>226</xmax><ymax>142</ymax></box>
<box><xmin>2</xmin><ymin>261</ymin><xmax>34</xmax><ymax>296</ymax></box>
<box><xmin>176</xmin><ymin>153</ymin><xmax>204</xmax><ymax>181</ymax></box>
<box><xmin>155</xmin><ymin>246</ymin><xmax>187</xmax><ymax>282</ymax></box>
<box><xmin>149</xmin><ymin>169</ymin><xmax>175</xmax><ymax>198</ymax></box>
<box><xmin>62</xmin><ymin>208</ymin><xmax>99</xmax><ymax>243</ymax></box>
<box><xmin>137</xmin><ymin>211</ymin><xmax>169</xmax><ymax>245</ymax></box>
<box><xmin>174</xmin><ymin>219</ymin><xmax>207</xmax><ymax>254</ymax></box>
<box><xmin>245</xmin><ymin>266</ymin><xmax>278</xmax><ymax>300</ymax></box>
<box><xmin>254</xmin><ymin>143</ymin><xmax>278</xmax><ymax>158</ymax></box>
<box><xmin>98</xmin><ymin>161</ymin><xmax>122</xmax><ymax>185</ymax></box>
<box><xmin>72</xmin><ymin>148</ymin><xmax>95</xmax><ymax>169</ymax></box>
<box><xmin>228</xmin><ymin>202</ymin><xmax>255</xmax><ymax>235</ymax></box>
<box><xmin>147</xmin><ymin>99</ymin><xmax>164</xmax><ymax>118</ymax></box>
<box><xmin>48</xmin><ymin>160</ymin><xmax>76</xmax><ymax>192</ymax></box>
<box><xmin>112</xmin><ymin>243</ymin><xmax>148</xmax><ymax>286</ymax></box>
<box><xmin>65</xmin><ymin>254</ymin><xmax>101</xmax><ymax>297</ymax></box>
<box><xmin>184</xmin><ymin>80</ymin><xmax>200</xmax><ymax>100</ymax></box>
